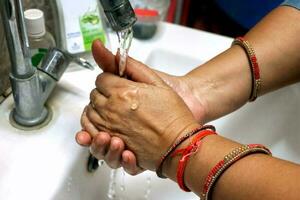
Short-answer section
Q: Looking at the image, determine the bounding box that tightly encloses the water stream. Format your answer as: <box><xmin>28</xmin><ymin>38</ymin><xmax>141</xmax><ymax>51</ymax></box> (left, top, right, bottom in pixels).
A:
<box><xmin>117</xmin><ymin>28</ymin><xmax>133</xmax><ymax>77</ymax></box>
<box><xmin>106</xmin><ymin>26</ymin><xmax>151</xmax><ymax>200</ymax></box>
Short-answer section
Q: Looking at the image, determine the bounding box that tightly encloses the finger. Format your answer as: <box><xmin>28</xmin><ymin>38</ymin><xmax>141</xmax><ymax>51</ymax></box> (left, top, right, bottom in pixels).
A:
<box><xmin>90</xmin><ymin>88</ymin><xmax>107</xmax><ymax>109</ymax></box>
<box><xmin>122</xmin><ymin>150</ymin><xmax>144</xmax><ymax>175</ymax></box>
<box><xmin>92</xmin><ymin>40</ymin><xmax>118</xmax><ymax>74</ymax></box>
<box><xmin>75</xmin><ymin>131</ymin><xmax>92</xmax><ymax>146</ymax></box>
<box><xmin>104</xmin><ymin>137</ymin><xmax>125</xmax><ymax>169</ymax></box>
<box><xmin>115</xmin><ymin>52</ymin><xmax>164</xmax><ymax>86</ymax></box>
<box><xmin>90</xmin><ymin>132</ymin><xmax>111</xmax><ymax>160</ymax></box>
<box><xmin>93</xmin><ymin>40</ymin><xmax>164</xmax><ymax>86</ymax></box>
<box><xmin>81</xmin><ymin>106</ymin><xmax>99</xmax><ymax>138</ymax></box>
<box><xmin>86</xmin><ymin>104</ymin><xmax>110</xmax><ymax>131</ymax></box>
<box><xmin>95</xmin><ymin>72</ymin><xmax>132</xmax><ymax>97</ymax></box>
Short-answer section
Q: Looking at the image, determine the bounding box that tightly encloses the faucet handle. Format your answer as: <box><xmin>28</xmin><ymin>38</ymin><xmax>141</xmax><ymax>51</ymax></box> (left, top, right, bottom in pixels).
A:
<box><xmin>38</xmin><ymin>48</ymin><xmax>94</xmax><ymax>81</ymax></box>
<box><xmin>62</xmin><ymin>50</ymin><xmax>95</xmax><ymax>71</ymax></box>
<box><xmin>38</xmin><ymin>48</ymin><xmax>69</xmax><ymax>81</ymax></box>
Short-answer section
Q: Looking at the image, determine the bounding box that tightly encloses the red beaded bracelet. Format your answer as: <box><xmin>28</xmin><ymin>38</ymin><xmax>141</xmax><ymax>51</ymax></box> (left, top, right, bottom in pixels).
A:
<box><xmin>156</xmin><ymin>125</ymin><xmax>216</xmax><ymax>179</ymax></box>
<box><xmin>171</xmin><ymin>129</ymin><xmax>217</xmax><ymax>192</ymax></box>
<box><xmin>201</xmin><ymin>144</ymin><xmax>272</xmax><ymax>200</ymax></box>
<box><xmin>232</xmin><ymin>37</ymin><xmax>261</xmax><ymax>102</ymax></box>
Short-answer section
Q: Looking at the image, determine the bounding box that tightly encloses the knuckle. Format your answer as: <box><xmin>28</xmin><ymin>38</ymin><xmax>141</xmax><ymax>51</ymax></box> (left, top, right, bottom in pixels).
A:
<box><xmin>89</xmin><ymin>89</ymin><xmax>95</xmax><ymax>101</ymax></box>
<box><xmin>95</xmin><ymin>73</ymin><xmax>103</xmax><ymax>86</ymax></box>
<box><xmin>95</xmin><ymin>72</ymin><xmax>108</xmax><ymax>86</ymax></box>
<box><xmin>85</xmin><ymin>106</ymin><xmax>93</xmax><ymax>119</ymax></box>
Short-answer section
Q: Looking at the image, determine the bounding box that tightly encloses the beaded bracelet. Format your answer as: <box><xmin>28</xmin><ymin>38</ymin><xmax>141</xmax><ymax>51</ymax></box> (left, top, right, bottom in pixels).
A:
<box><xmin>232</xmin><ymin>37</ymin><xmax>261</xmax><ymax>102</ymax></box>
<box><xmin>171</xmin><ymin>129</ymin><xmax>217</xmax><ymax>192</ymax></box>
<box><xmin>156</xmin><ymin>125</ymin><xmax>216</xmax><ymax>179</ymax></box>
<box><xmin>201</xmin><ymin>144</ymin><xmax>272</xmax><ymax>200</ymax></box>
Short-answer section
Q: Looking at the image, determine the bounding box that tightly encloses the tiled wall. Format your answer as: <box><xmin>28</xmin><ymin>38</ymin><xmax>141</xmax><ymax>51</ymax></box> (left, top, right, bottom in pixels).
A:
<box><xmin>0</xmin><ymin>0</ymin><xmax>54</xmax><ymax>98</ymax></box>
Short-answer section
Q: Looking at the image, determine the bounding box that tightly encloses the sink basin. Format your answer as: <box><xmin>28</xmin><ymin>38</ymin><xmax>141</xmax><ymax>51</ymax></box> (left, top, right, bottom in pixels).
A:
<box><xmin>1</xmin><ymin>22</ymin><xmax>300</xmax><ymax>200</ymax></box>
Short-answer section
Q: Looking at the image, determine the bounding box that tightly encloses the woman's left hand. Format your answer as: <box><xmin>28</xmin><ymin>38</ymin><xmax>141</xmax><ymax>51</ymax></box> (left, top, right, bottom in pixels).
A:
<box><xmin>86</xmin><ymin>61</ymin><xmax>199</xmax><ymax>171</ymax></box>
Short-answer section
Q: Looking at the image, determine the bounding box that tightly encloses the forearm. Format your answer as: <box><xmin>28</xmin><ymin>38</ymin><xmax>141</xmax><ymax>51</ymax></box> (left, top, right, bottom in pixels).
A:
<box><xmin>163</xmin><ymin>135</ymin><xmax>300</xmax><ymax>199</ymax></box>
<box><xmin>184</xmin><ymin>6</ymin><xmax>300</xmax><ymax>122</ymax></box>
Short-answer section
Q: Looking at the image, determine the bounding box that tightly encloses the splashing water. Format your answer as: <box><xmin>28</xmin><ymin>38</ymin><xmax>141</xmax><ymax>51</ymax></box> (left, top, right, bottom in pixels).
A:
<box><xmin>117</xmin><ymin>28</ymin><xmax>133</xmax><ymax>77</ymax></box>
<box><xmin>119</xmin><ymin>169</ymin><xmax>126</xmax><ymax>200</ymax></box>
<box><xmin>143</xmin><ymin>176</ymin><xmax>152</xmax><ymax>200</ymax></box>
<box><xmin>107</xmin><ymin>169</ymin><xmax>118</xmax><ymax>199</ymax></box>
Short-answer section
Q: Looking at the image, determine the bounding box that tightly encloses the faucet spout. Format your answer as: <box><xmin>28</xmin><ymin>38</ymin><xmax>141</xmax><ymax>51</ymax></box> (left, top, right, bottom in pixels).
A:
<box><xmin>1</xmin><ymin>0</ymin><xmax>34</xmax><ymax>78</ymax></box>
<box><xmin>99</xmin><ymin>0</ymin><xmax>137</xmax><ymax>32</ymax></box>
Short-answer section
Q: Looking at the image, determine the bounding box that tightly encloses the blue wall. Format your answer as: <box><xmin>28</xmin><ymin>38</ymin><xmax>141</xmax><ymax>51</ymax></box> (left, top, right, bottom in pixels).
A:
<box><xmin>215</xmin><ymin>0</ymin><xmax>283</xmax><ymax>29</ymax></box>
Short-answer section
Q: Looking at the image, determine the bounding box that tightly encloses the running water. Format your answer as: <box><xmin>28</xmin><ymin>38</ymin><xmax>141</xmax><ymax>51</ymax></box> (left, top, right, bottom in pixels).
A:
<box><xmin>106</xmin><ymin>28</ymin><xmax>133</xmax><ymax>199</ymax></box>
<box><xmin>143</xmin><ymin>176</ymin><xmax>152</xmax><ymax>200</ymax></box>
<box><xmin>119</xmin><ymin>170</ymin><xmax>126</xmax><ymax>200</ymax></box>
<box><xmin>106</xmin><ymin>27</ymin><xmax>152</xmax><ymax>200</ymax></box>
<box><xmin>107</xmin><ymin>169</ymin><xmax>118</xmax><ymax>199</ymax></box>
<box><xmin>117</xmin><ymin>28</ymin><xmax>133</xmax><ymax>77</ymax></box>
<box><xmin>107</xmin><ymin>169</ymin><xmax>127</xmax><ymax>200</ymax></box>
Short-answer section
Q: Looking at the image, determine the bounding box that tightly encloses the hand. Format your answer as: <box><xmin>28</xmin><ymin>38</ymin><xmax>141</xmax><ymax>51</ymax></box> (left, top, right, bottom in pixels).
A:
<box><xmin>86</xmin><ymin>59</ymin><xmax>200</xmax><ymax>170</ymax></box>
<box><xmin>76</xmin><ymin>107</ymin><xmax>144</xmax><ymax>175</ymax></box>
<box><xmin>76</xmin><ymin>40</ymin><xmax>206</xmax><ymax>173</ymax></box>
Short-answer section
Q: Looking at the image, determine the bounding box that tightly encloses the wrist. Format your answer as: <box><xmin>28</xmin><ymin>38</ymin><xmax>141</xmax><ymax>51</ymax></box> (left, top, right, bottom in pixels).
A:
<box><xmin>159</xmin><ymin>123</ymin><xmax>204</xmax><ymax>178</ymax></box>
<box><xmin>185</xmin><ymin>45</ymin><xmax>252</xmax><ymax>122</ymax></box>
<box><xmin>163</xmin><ymin>134</ymin><xmax>241</xmax><ymax>195</ymax></box>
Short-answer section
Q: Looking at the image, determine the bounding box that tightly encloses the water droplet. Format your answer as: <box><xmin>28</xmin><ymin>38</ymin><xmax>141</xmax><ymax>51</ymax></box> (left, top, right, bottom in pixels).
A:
<box><xmin>144</xmin><ymin>176</ymin><xmax>152</xmax><ymax>200</ymax></box>
<box><xmin>98</xmin><ymin>160</ymin><xmax>104</xmax><ymax>166</ymax></box>
<box><xmin>107</xmin><ymin>169</ymin><xmax>118</xmax><ymax>199</ymax></box>
<box><xmin>130</xmin><ymin>102</ymin><xmax>139</xmax><ymax>110</ymax></box>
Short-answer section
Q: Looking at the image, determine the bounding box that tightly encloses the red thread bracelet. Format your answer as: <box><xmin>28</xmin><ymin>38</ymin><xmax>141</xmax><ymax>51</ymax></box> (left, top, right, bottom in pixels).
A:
<box><xmin>232</xmin><ymin>37</ymin><xmax>261</xmax><ymax>102</ymax></box>
<box><xmin>171</xmin><ymin>129</ymin><xmax>217</xmax><ymax>192</ymax></box>
<box><xmin>156</xmin><ymin>125</ymin><xmax>216</xmax><ymax>179</ymax></box>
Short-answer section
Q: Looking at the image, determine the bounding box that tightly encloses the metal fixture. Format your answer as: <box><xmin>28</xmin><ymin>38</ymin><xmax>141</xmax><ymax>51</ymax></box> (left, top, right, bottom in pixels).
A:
<box><xmin>99</xmin><ymin>0</ymin><xmax>137</xmax><ymax>31</ymax></box>
<box><xmin>0</xmin><ymin>0</ymin><xmax>93</xmax><ymax>127</ymax></box>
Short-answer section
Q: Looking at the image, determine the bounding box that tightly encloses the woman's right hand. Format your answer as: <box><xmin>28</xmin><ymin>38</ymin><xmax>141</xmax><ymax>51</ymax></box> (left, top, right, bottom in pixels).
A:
<box><xmin>76</xmin><ymin>40</ymin><xmax>207</xmax><ymax>174</ymax></box>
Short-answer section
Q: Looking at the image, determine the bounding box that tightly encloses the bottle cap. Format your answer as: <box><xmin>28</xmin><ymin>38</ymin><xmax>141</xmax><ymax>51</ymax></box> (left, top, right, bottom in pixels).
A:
<box><xmin>24</xmin><ymin>9</ymin><xmax>46</xmax><ymax>38</ymax></box>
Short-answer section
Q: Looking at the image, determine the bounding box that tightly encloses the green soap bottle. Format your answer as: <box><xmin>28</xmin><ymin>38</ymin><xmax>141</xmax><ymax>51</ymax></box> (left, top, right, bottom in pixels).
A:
<box><xmin>24</xmin><ymin>9</ymin><xmax>56</xmax><ymax>67</ymax></box>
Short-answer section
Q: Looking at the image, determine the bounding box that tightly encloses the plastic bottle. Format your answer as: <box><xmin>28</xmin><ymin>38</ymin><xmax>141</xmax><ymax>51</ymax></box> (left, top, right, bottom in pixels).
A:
<box><xmin>24</xmin><ymin>9</ymin><xmax>56</xmax><ymax>67</ymax></box>
<box><xmin>51</xmin><ymin>0</ymin><xmax>110</xmax><ymax>54</ymax></box>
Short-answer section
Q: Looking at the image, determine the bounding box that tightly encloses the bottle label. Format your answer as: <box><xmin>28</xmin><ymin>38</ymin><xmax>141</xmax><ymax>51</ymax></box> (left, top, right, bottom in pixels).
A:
<box><xmin>79</xmin><ymin>6</ymin><xmax>106</xmax><ymax>51</ymax></box>
<box><xmin>60</xmin><ymin>0</ymin><xmax>107</xmax><ymax>54</ymax></box>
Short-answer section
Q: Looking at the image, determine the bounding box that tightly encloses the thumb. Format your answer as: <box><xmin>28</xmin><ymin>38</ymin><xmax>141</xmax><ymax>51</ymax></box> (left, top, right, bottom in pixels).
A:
<box><xmin>92</xmin><ymin>40</ymin><xmax>118</xmax><ymax>74</ymax></box>
<box><xmin>92</xmin><ymin>40</ymin><xmax>164</xmax><ymax>86</ymax></box>
<box><xmin>124</xmin><ymin>57</ymin><xmax>165</xmax><ymax>86</ymax></box>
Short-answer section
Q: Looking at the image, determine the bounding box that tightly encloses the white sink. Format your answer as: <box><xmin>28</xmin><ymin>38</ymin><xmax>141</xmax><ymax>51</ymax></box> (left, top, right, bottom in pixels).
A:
<box><xmin>1</xmin><ymin>22</ymin><xmax>300</xmax><ymax>200</ymax></box>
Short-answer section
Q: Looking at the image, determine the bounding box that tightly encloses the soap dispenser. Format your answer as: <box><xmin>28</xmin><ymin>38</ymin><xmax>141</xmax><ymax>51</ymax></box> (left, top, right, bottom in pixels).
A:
<box><xmin>24</xmin><ymin>9</ymin><xmax>56</xmax><ymax>67</ymax></box>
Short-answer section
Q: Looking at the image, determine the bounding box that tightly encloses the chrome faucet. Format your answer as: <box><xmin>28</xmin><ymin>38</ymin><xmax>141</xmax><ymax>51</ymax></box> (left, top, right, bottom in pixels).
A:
<box><xmin>0</xmin><ymin>0</ymin><xmax>93</xmax><ymax>127</ymax></box>
<box><xmin>99</xmin><ymin>0</ymin><xmax>137</xmax><ymax>32</ymax></box>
